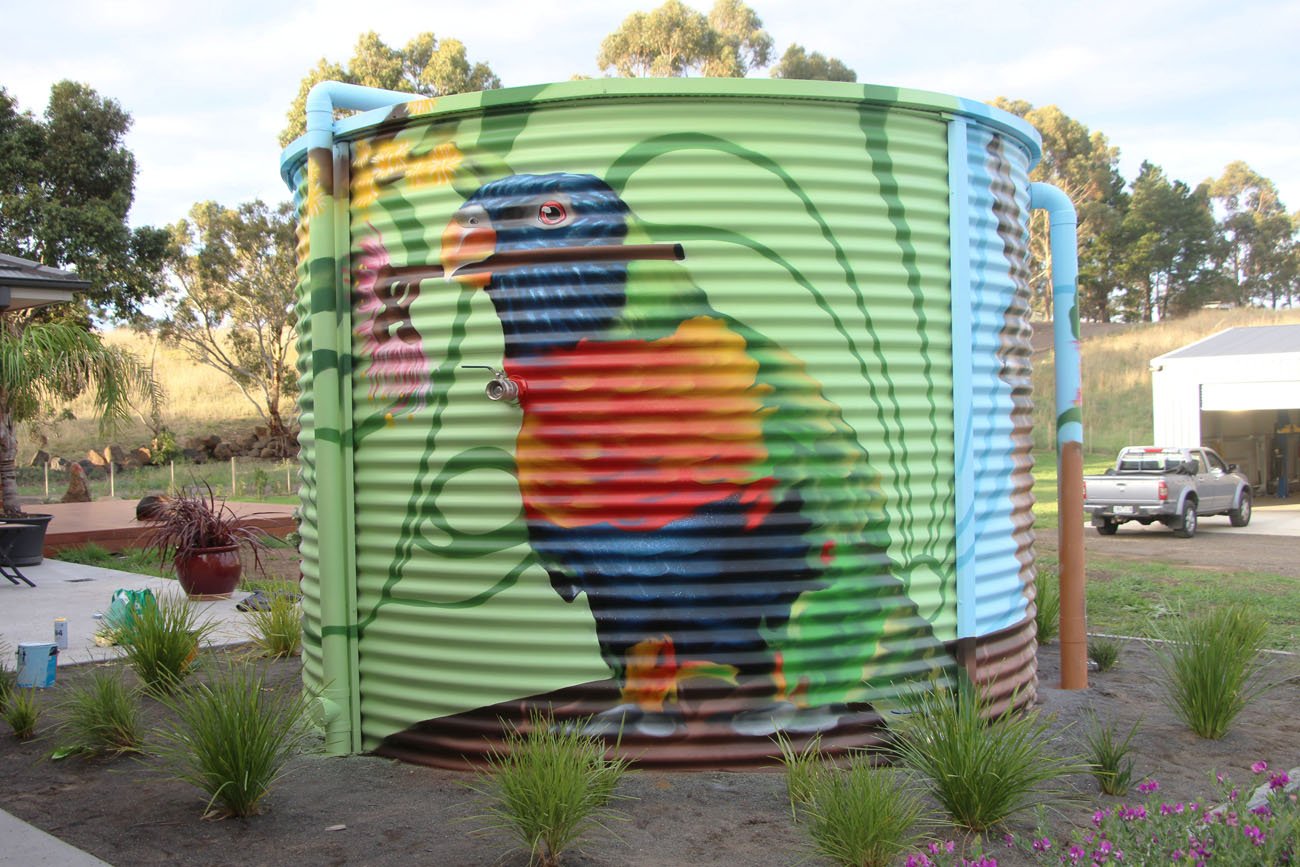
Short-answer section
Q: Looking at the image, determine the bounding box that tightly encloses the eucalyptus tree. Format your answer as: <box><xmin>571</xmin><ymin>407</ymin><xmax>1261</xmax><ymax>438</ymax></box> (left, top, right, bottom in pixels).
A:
<box><xmin>597</xmin><ymin>0</ymin><xmax>773</xmax><ymax>78</ymax></box>
<box><xmin>1208</xmin><ymin>161</ymin><xmax>1298</xmax><ymax>308</ymax></box>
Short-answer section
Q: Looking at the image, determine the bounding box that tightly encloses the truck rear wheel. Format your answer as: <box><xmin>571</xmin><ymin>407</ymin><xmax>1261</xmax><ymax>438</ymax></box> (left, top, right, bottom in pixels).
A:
<box><xmin>1095</xmin><ymin>519</ymin><xmax>1119</xmax><ymax>536</ymax></box>
<box><xmin>1173</xmin><ymin>501</ymin><xmax>1197</xmax><ymax>538</ymax></box>
<box><xmin>1229</xmin><ymin>490</ymin><xmax>1252</xmax><ymax>527</ymax></box>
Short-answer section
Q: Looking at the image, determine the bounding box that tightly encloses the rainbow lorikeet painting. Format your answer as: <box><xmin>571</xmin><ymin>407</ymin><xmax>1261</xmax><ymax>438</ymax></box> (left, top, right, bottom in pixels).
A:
<box><xmin>419</xmin><ymin>172</ymin><xmax>947</xmax><ymax>737</ymax></box>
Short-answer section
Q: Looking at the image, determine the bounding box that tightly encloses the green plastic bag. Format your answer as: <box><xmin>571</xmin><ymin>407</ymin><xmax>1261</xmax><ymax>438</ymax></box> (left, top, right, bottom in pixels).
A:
<box><xmin>98</xmin><ymin>588</ymin><xmax>157</xmax><ymax>645</ymax></box>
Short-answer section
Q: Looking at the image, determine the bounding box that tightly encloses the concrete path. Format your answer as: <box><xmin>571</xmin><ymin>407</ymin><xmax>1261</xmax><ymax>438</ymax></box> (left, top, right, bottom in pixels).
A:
<box><xmin>0</xmin><ymin>808</ymin><xmax>111</xmax><ymax>866</ymax></box>
<box><xmin>1</xmin><ymin>559</ymin><xmax>257</xmax><ymax>665</ymax></box>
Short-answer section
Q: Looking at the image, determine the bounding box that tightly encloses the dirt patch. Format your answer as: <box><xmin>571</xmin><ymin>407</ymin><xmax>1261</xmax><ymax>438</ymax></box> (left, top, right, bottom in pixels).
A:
<box><xmin>1036</xmin><ymin>527</ymin><xmax>1300</xmax><ymax>579</ymax></box>
<box><xmin>1</xmin><ymin>642</ymin><xmax>1296</xmax><ymax>866</ymax></box>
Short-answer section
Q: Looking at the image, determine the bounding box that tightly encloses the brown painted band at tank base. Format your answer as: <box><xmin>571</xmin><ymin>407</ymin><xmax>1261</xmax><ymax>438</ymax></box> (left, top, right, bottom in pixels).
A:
<box><xmin>1057</xmin><ymin>441</ymin><xmax>1088</xmax><ymax>690</ymax></box>
<box><xmin>376</xmin><ymin>615</ymin><xmax>1038</xmax><ymax>772</ymax></box>
<box><xmin>31</xmin><ymin>500</ymin><xmax>297</xmax><ymax>556</ymax></box>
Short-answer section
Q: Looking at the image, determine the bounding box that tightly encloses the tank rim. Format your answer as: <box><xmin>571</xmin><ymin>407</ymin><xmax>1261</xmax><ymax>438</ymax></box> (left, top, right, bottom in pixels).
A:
<box><xmin>279</xmin><ymin>77</ymin><xmax>1042</xmax><ymax>187</ymax></box>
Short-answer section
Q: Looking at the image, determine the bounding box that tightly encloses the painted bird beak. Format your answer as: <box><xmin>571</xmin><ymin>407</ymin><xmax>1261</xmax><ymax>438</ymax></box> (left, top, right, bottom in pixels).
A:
<box><xmin>441</xmin><ymin>204</ymin><xmax>495</xmax><ymax>287</ymax></box>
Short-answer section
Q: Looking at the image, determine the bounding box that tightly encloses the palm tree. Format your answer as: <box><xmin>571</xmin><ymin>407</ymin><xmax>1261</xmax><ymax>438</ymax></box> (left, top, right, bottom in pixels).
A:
<box><xmin>0</xmin><ymin>316</ymin><xmax>161</xmax><ymax>516</ymax></box>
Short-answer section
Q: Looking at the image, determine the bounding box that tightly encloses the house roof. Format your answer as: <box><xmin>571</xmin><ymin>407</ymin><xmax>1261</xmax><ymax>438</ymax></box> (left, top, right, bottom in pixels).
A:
<box><xmin>0</xmin><ymin>253</ymin><xmax>89</xmax><ymax>311</ymax></box>
<box><xmin>1157</xmin><ymin>324</ymin><xmax>1300</xmax><ymax>361</ymax></box>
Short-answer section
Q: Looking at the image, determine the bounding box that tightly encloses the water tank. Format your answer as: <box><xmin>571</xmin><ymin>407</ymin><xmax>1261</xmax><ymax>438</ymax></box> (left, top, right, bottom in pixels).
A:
<box><xmin>280</xmin><ymin>78</ymin><xmax>1049</xmax><ymax>768</ymax></box>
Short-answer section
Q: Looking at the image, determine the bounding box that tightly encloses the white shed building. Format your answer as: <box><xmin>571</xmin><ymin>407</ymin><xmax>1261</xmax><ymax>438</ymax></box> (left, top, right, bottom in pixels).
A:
<box><xmin>1151</xmin><ymin>324</ymin><xmax>1300</xmax><ymax>491</ymax></box>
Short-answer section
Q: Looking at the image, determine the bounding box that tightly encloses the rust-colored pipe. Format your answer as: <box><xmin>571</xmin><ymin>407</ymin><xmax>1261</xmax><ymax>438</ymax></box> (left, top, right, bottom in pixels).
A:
<box><xmin>1030</xmin><ymin>183</ymin><xmax>1087</xmax><ymax>690</ymax></box>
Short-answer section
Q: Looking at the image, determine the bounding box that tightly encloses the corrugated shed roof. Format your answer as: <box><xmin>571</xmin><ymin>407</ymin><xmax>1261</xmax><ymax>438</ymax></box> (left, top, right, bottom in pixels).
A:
<box><xmin>1159</xmin><ymin>324</ymin><xmax>1300</xmax><ymax>360</ymax></box>
<box><xmin>0</xmin><ymin>253</ymin><xmax>91</xmax><ymax>290</ymax></box>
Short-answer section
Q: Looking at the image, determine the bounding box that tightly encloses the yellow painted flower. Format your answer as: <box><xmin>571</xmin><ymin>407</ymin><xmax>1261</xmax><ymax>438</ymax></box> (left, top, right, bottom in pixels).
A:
<box><xmin>407</xmin><ymin>141</ymin><xmax>463</xmax><ymax>190</ymax></box>
<box><xmin>404</xmin><ymin>97</ymin><xmax>439</xmax><ymax>117</ymax></box>
<box><xmin>372</xmin><ymin>139</ymin><xmax>413</xmax><ymax>182</ymax></box>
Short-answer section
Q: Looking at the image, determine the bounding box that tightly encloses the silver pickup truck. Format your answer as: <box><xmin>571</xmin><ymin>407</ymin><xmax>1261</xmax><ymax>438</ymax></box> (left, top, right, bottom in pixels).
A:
<box><xmin>1083</xmin><ymin>446</ymin><xmax>1253</xmax><ymax>538</ymax></box>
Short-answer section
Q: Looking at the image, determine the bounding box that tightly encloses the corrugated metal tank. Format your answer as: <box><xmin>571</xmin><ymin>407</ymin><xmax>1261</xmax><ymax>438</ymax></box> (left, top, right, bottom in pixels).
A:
<box><xmin>281</xmin><ymin>79</ymin><xmax>1045</xmax><ymax>768</ymax></box>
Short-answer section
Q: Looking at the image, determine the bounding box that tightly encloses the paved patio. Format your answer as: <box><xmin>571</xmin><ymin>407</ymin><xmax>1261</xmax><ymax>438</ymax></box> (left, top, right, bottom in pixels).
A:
<box><xmin>1</xmin><ymin>558</ymin><xmax>258</xmax><ymax>670</ymax></box>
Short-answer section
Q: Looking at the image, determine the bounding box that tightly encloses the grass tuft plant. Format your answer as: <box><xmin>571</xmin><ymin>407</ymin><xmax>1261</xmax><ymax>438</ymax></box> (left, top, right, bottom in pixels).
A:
<box><xmin>119</xmin><ymin>593</ymin><xmax>214</xmax><ymax>696</ymax></box>
<box><xmin>888</xmin><ymin>681</ymin><xmax>1087</xmax><ymax>831</ymax></box>
<box><xmin>57</xmin><ymin>669</ymin><xmax>143</xmax><ymax>757</ymax></box>
<box><xmin>152</xmin><ymin>661</ymin><xmax>313</xmax><ymax>818</ymax></box>
<box><xmin>801</xmin><ymin>755</ymin><xmax>929</xmax><ymax>867</ymax></box>
<box><xmin>775</xmin><ymin>731</ymin><xmax>829</xmax><ymax>821</ymax></box>
<box><xmin>1154</xmin><ymin>604</ymin><xmax>1271</xmax><ymax>739</ymax></box>
<box><xmin>1088</xmin><ymin>637</ymin><xmax>1121</xmax><ymax>672</ymax></box>
<box><xmin>5</xmin><ymin>688</ymin><xmax>40</xmax><ymax>740</ymax></box>
<box><xmin>1082</xmin><ymin>713</ymin><xmax>1139</xmax><ymax>795</ymax></box>
<box><xmin>1034</xmin><ymin>568</ymin><xmax>1060</xmax><ymax>644</ymax></box>
<box><xmin>472</xmin><ymin>711</ymin><xmax>631</xmax><ymax>867</ymax></box>
<box><xmin>246</xmin><ymin>592</ymin><xmax>302</xmax><ymax>659</ymax></box>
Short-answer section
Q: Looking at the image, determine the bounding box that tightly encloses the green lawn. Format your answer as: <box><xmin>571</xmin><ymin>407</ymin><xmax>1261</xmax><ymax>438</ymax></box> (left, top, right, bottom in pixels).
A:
<box><xmin>1030</xmin><ymin>450</ymin><xmax>1115</xmax><ymax>530</ymax></box>
<box><xmin>1038</xmin><ymin>550</ymin><xmax>1300</xmax><ymax>652</ymax></box>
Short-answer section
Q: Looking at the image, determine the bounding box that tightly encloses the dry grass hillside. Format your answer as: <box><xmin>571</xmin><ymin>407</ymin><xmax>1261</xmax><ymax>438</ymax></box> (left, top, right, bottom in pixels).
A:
<box><xmin>1032</xmin><ymin>306</ymin><xmax>1300</xmax><ymax>455</ymax></box>
<box><xmin>29</xmin><ymin>330</ymin><xmax>276</xmax><ymax>463</ymax></box>
<box><xmin>23</xmin><ymin>308</ymin><xmax>1300</xmax><ymax>465</ymax></box>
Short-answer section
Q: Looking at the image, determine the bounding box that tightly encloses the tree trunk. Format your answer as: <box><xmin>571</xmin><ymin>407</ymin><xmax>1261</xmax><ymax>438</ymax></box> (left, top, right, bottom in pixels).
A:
<box><xmin>0</xmin><ymin>407</ymin><xmax>24</xmax><ymax>516</ymax></box>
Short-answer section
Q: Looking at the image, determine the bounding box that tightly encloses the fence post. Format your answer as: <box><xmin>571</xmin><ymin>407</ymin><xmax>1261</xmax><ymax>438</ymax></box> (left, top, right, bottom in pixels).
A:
<box><xmin>44</xmin><ymin>464</ymin><xmax>49</xmax><ymax>500</ymax></box>
<box><xmin>231</xmin><ymin>456</ymin><xmax>237</xmax><ymax>497</ymax></box>
<box><xmin>109</xmin><ymin>461</ymin><xmax>115</xmax><ymax>498</ymax></box>
<box><xmin>170</xmin><ymin>460</ymin><xmax>175</xmax><ymax>495</ymax></box>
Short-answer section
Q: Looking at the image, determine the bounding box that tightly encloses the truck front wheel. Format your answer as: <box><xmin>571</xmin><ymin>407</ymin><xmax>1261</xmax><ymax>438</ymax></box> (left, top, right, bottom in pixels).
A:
<box><xmin>1173</xmin><ymin>501</ymin><xmax>1198</xmax><ymax>538</ymax></box>
<box><xmin>1229</xmin><ymin>490</ymin><xmax>1252</xmax><ymax>527</ymax></box>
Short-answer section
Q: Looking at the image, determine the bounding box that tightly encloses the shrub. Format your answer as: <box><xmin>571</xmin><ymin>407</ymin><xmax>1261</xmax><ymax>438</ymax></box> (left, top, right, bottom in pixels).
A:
<box><xmin>471</xmin><ymin>711</ymin><xmax>631</xmax><ymax>867</ymax></box>
<box><xmin>775</xmin><ymin>731</ymin><xmax>829</xmax><ymax>821</ymax></box>
<box><xmin>57</xmin><ymin>668</ymin><xmax>143</xmax><ymax>757</ymax></box>
<box><xmin>802</xmin><ymin>755</ymin><xmax>929</xmax><ymax>867</ymax></box>
<box><xmin>1155</xmin><ymin>604</ymin><xmax>1271</xmax><ymax>739</ymax></box>
<box><xmin>5</xmin><ymin>689</ymin><xmax>39</xmax><ymax>740</ymax></box>
<box><xmin>1088</xmin><ymin>637</ymin><xmax>1121</xmax><ymax>672</ymax></box>
<box><xmin>888</xmin><ymin>681</ymin><xmax>1087</xmax><ymax>831</ymax></box>
<box><xmin>1082</xmin><ymin>713</ymin><xmax>1139</xmax><ymax>796</ymax></box>
<box><xmin>152</xmin><ymin>661</ymin><xmax>313</xmax><ymax>818</ymax></box>
<box><xmin>246</xmin><ymin>592</ymin><xmax>302</xmax><ymax>659</ymax></box>
<box><xmin>1034</xmin><ymin>568</ymin><xmax>1060</xmax><ymax>644</ymax></box>
<box><xmin>119</xmin><ymin>593</ymin><xmax>214</xmax><ymax>696</ymax></box>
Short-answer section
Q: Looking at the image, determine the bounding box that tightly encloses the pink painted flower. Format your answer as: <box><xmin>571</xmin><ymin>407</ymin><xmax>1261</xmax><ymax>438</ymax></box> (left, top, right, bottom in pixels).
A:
<box><xmin>353</xmin><ymin>232</ymin><xmax>433</xmax><ymax>418</ymax></box>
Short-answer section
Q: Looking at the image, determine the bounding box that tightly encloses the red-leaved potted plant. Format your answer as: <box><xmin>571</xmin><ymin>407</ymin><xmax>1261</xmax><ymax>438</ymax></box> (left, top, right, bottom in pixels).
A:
<box><xmin>140</xmin><ymin>484</ymin><xmax>267</xmax><ymax>599</ymax></box>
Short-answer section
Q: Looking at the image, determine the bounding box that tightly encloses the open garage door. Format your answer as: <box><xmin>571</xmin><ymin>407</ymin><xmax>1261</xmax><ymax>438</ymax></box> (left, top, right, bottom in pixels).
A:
<box><xmin>1201</xmin><ymin>381</ymin><xmax>1300</xmax><ymax>411</ymax></box>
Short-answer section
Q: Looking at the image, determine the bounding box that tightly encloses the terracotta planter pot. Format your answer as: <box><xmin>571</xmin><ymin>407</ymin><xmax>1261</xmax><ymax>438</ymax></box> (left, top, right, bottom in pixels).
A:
<box><xmin>174</xmin><ymin>544</ymin><xmax>242</xmax><ymax>600</ymax></box>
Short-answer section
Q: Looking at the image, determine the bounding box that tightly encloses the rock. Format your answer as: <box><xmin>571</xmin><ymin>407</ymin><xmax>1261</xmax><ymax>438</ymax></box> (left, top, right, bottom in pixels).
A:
<box><xmin>86</xmin><ymin>448</ymin><xmax>107</xmax><ymax>467</ymax></box>
<box><xmin>28</xmin><ymin>449</ymin><xmax>50</xmax><ymax>468</ymax></box>
<box><xmin>201</xmin><ymin>435</ymin><xmax>221</xmax><ymax>451</ymax></box>
<box><xmin>183</xmin><ymin>436</ymin><xmax>204</xmax><ymax>450</ymax></box>
<box><xmin>254</xmin><ymin>426</ymin><xmax>269</xmax><ymax>438</ymax></box>
<box><xmin>129</xmin><ymin>447</ymin><xmax>152</xmax><ymax>466</ymax></box>
<box><xmin>213</xmin><ymin>443</ymin><xmax>234</xmax><ymax>461</ymax></box>
<box><xmin>103</xmin><ymin>444</ymin><xmax>129</xmax><ymax>465</ymax></box>
<box><xmin>61</xmin><ymin>463</ymin><xmax>92</xmax><ymax>503</ymax></box>
<box><xmin>236</xmin><ymin>434</ymin><xmax>258</xmax><ymax>451</ymax></box>
<box><xmin>48</xmin><ymin>456</ymin><xmax>69</xmax><ymax>472</ymax></box>
<box><xmin>259</xmin><ymin>447</ymin><xmax>278</xmax><ymax>459</ymax></box>
<box><xmin>182</xmin><ymin>447</ymin><xmax>208</xmax><ymax>465</ymax></box>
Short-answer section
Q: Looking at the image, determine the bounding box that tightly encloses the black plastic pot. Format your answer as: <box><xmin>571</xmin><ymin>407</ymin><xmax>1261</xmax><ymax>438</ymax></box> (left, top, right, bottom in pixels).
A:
<box><xmin>0</xmin><ymin>513</ymin><xmax>53</xmax><ymax>566</ymax></box>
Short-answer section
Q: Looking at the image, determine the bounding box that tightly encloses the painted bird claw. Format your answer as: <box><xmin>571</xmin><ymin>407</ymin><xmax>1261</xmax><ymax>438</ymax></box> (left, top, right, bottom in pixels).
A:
<box><xmin>574</xmin><ymin>704</ymin><xmax>685</xmax><ymax>738</ymax></box>
<box><xmin>729</xmin><ymin>701</ymin><xmax>799</xmax><ymax>736</ymax></box>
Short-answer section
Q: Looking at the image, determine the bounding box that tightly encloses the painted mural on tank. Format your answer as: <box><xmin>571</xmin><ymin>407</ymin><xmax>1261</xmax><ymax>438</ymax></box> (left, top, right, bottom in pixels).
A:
<box><xmin>296</xmin><ymin>87</ymin><xmax>967</xmax><ymax>761</ymax></box>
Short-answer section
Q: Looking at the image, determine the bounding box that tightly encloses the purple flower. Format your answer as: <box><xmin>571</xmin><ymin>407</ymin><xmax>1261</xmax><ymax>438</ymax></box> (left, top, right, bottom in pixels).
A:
<box><xmin>1002</xmin><ymin>833</ymin><xmax>1015</xmax><ymax>847</ymax></box>
<box><xmin>1269</xmin><ymin>772</ymin><xmax>1290</xmax><ymax>790</ymax></box>
<box><xmin>905</xmin><ymin>855</ymin><xmax>933</xmax><ymax>867</ymax></box>
<box><xmin>1244</xmin><ymin>825</ymin><xmax>1266</xmax><ymax>846</ymax></box>
<box><xmin>1032</xmin><ymin>837</ymin><xmax>1052</xmax><ymax>852</ymax></box>
<box><xmin>1137</xmin><ymin>779</ymin><xmax>1160</xmax><ymax>794</ymax></box>
<box><xmin>1251</xmin><ymin>804</ymin><xmax>1273</xmax><ymax>817</ymax></box>
<box><xmin>1093</xmin><ymin>809</ymin><xmax>1109</xmax><ymax>827</ymax></box>
<box><xmin>1067</xmin><ymin>843</ymin><xmax>1085</xmax><ymax>862</ymax></box>
<box><xmin>1252</xmin><ymin>760</ymin><xmax>1269</xmax><ymax>774</ymax></box>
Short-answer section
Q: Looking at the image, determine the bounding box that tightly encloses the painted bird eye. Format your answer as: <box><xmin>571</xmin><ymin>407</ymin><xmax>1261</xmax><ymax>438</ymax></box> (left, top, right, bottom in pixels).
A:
<box><xmin>538</xmin><ymin>201</ymin><xmax>567</xmax><ymax>225</ymax></box>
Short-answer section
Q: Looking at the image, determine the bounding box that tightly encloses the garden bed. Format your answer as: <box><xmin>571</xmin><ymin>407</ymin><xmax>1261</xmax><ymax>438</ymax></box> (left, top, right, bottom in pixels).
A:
<box><xmin>0</xmin><ymin>640</ymin><xmax>1295</xmax><ymax>866</ymax></box>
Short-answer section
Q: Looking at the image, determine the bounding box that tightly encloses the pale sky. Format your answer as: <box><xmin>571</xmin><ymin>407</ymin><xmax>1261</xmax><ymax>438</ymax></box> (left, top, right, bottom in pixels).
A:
<box><xmin>4</xmin><ymin>0</ymin><xmax>1298</xmax><ymax>229</ymax></box>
